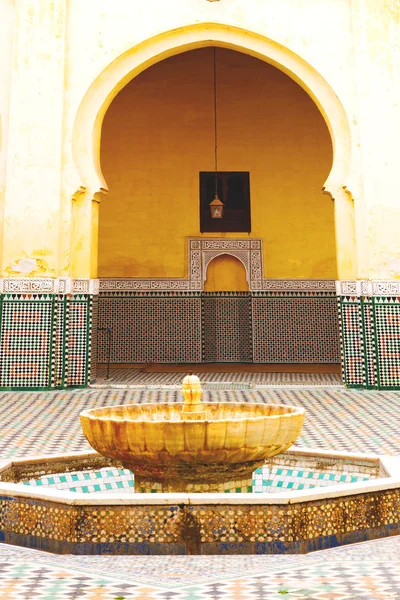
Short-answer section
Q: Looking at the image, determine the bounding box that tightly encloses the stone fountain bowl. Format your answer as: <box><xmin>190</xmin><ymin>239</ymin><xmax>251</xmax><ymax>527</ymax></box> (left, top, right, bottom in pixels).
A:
<box><xmin>80</xmin><ymin>403</ymin><xmax>304</xmax><ymax>484</ymax></box>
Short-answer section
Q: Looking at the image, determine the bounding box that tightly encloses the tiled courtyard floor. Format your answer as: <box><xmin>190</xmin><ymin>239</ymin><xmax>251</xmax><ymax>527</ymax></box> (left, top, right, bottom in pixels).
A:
<box><xmin>1</xmin><ymin>382</ymin><xmax>400</xmax><ymax>598</ymax></box>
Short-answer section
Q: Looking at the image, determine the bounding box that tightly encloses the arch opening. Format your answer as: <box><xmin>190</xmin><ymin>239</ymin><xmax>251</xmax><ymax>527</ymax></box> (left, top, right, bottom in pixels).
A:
<box><xmin>72</xmin><ymin>23</ymin><xmax>352</xmax><ymax>195</ymax></box>
<box><xmin>72</xmin><ymin>23</ymin><xmax>354</xmax><ymax>376</ymax></box>
<box><xmin>99</xmin><ymin>47</ymin><xmax>335</xmax><ymax>280</ymax></box>
<box><xmin>95</xmin><ymin>43</ymin><xmax>342</xmax><ymax>371</ymax></box>
<box><xmin>71</xmin><ymin>23</ymin><xmax>356</xmax><ymax>282</ymax></box>
<box><xmin>204</xmin><ymin>254</ymin><xmax>250</xmax><ymax>292</ymax></box>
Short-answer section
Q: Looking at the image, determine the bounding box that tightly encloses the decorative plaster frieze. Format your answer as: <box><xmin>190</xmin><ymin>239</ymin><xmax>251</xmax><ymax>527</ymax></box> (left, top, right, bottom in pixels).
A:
<box><xmin>264</xmin><ymin>279</ymin><xmax>336</xmax><ymax>292</ymax></box>
<box><xmin>71</xmin><ymin>279</ymin><xmax>100</xmax><ymax>295</ymax></box>
<box><xmin>360</xmin><ymin>280</ymin><xmax>373</xmax><ymax>297</ymax></box>
<box><xmin>89</xmin><ymin>279</ymin><xmax>100</xmax><ymax>295</ymax></box>
<box><xmin>336</xmin><ymin>280</ymin><xmax>361</xmax><ymax>296</ymax></box>
<box><xmin>0</xmin><ymin>278</ymin><xmax>99</xmax><ymax>295</ymax></box>
<box><xmin>72</xmin><ymin>279</ymin><xmax>90</xmax><ymax>294</ymax></box>
<box><xmin>99</xmin><ymin>279</ymin><xmax>190</xmax><ymax>292</ymax></box>
<box><xmin>370</xmin><ymin>280</ymin><xmax>400</xmax><ymax>296</ymax></box>
<box><xmin>58</xmin><ymin>278</ymin><xmax>72</xmax><ymax>294</ymax></box>
<box><xmin>5</xmin><ymin>276</ymin><xmax>397</xmax><ymax>297</ymax></box>
<box><xmin>0</xmin><ymin>278</ymin><xmax>58</xmax><ymax>294</ymax></box>
<box><xmin>336</xmin><ymin>280</ymin><xmax>400</xmax><ymax>297</ymax></box>
<box><xmin>189</xmin><ymin>237</ymin><xmax>264</xmax><ymax>290</ymax></box>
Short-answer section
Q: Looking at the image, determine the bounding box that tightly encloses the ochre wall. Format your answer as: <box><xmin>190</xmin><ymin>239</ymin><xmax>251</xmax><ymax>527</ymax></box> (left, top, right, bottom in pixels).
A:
<box><xmin>99</xmin><ymin>48</ymin><xmax>335</xmax><ymax>279</ymax></box>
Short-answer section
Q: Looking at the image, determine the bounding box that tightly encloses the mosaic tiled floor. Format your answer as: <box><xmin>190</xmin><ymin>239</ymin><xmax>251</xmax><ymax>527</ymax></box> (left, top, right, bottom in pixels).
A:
<box><xmin>1</xmin><ymin>384</ymin><xmax>400</xmax><ymax>598</ymax></box>
<box><xmin>94</xmin><ymin>367</ymin><xmax>343</xmax><ymax>387</ymax></box>
<box><xmin>1</xmin><ymin>539</ymin><xmax>400</xmax><ymax>598</ymax></box>
<box><xmin>1</xmin><ymin>386</ymin><xmax>400</xmax><ymax>458</ymax></box>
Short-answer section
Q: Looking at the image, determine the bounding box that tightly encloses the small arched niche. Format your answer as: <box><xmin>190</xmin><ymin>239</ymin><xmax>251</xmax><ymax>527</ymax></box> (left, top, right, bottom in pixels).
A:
<box><xmin>204</xmin><ymin>254</ymin><xmax>249</xmax><ymax>292</ymax></box>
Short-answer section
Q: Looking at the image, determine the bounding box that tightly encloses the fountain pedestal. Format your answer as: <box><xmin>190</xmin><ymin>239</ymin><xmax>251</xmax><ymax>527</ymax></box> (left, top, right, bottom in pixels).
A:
<box><xmin>134</xmin><ymin>474</ymin><xmax>254</xmax><ymax>493</ymax></box>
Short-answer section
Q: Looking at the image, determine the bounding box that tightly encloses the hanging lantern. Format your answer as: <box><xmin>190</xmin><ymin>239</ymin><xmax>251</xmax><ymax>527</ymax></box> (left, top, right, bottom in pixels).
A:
<box><xmin>209</xmin><ymin>191</ymin><xmax>224</xmax><ymax>218</ymax></box>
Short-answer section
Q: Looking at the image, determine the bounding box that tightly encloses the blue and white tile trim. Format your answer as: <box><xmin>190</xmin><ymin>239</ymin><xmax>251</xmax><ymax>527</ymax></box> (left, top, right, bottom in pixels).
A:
<box><xmin>21</xmin><ymin>455</ymin><xmax>377</xmax><ymax>495</ymax></box>
<box><xmin>252</xmin><ymin>465</ymin><xmax>373</xmax><ymax>493</ymax></box>
<box><xmin>23</xmin><ymin>467</ymin><xmax>134</xmax><ymax>494</ymax></box>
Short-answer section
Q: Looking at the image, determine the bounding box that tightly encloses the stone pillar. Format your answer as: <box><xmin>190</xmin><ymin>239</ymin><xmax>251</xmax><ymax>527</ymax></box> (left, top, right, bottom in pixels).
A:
<box><xmin>335</xmin><ymin>2</ymin><xmax>400</xmax><ymax>390</ymax></box>
<box><xmin>0</xmin><ymin>2</ymin><xmax>100</xmax><ymax>389</ymax></box>
<box><xmin>71</xmin><ymin>188</ymin><xmax>107</xmax><ymax>279</ymax></box>
<box><xmin>350</xmin><ymin>0</ymin><xmax>400</xmax><ymax>280</ymax></box>
<box><xmin>327</xmin><ymin>186</ymin><xmax>358</xmax><ymax>281</ymax></box>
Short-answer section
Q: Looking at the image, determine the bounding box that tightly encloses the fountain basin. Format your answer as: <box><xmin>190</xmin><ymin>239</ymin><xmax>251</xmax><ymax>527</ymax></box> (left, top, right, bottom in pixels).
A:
<box><xmin>0</xmin><ymin>448</ymin><xmax>399</xmax><ymax>555</ymax></box>
<box><xmin>79</xmin><ymin>402</ymin><xmax>304</xmax><ymax>485</ymax></box>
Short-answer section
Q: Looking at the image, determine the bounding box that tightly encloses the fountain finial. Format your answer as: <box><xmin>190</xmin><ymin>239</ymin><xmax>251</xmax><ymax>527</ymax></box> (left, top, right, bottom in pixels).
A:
<box><xmin>180</xmin><ymin>373</ymin><xmax>205</xmax><ymax>420</ymax></box>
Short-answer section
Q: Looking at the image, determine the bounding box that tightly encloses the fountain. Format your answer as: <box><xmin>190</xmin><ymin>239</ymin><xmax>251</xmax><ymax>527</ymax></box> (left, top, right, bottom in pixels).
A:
<box><xmin>79</xmin><ymin>373</ymin><xmax>305</xmax><ymax>492</ymax></box>
<box><xmin>0</xmin><ymin>376</ymin><xmax>399</xmax><ymax>555</ymax></box>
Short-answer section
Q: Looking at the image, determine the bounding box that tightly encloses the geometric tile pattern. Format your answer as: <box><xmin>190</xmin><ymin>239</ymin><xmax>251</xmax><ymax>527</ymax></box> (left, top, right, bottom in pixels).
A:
<box><xmin>340</xmin><ymin>295</ymin><xmax>400</xmax><ymax>389</ymax></box>
<box><xmin>54</xmin><ymin>295</ymin><xmax>67</xmax><ymax>387</ymax></box>
<box><xmin>190</xmin><ymin>562</ymin><xmax>400</xmax><ymax>599</ymax></box>
<box><xmin>1</xmin><ymin>545</ymin><xmax>400</xmax><ymax>600</ymax></box>
<box><xmin>374</xmin><ymin>298</ymin><xmax>400</xmax><ymax>388</ymax></box>
<box><xmin>97</xmin><ymin>291</ymin><xmax>340</xmax><ymax>366</ymax></box>
<box><xmin>67</xmin><ymin>296</ymin><xmax>90</xmax><ymax>387</ymax></box>
<box><xmin>0</xmin><ymin>294</ymin><xmax>55</xmax><ymax>389</ymax></box>
<box><xmin>252</xmin><ymin>293</ymin><xmax>340</xmax><ymax>363</ymax></box>
<box><xmin>97</xmin><ymin>292</ymin><xmax>202</xmax><ymax>363</ymax></box>
<box><xmin>339</xmin><ymin>297</ymin><xmax>364</xmax><ymax>387</ymax></box>
<box><xmin>89</xmin><ymin>296</ymin><xmax>98</xmax><ymax>384</ymax></box>
<box><xmin>0</xmin><ymin>559</ymin><xmax>144</xmax><ymax>599</ymax></box>
<box><xmin>361</xmin><ymin>297</ymin><xmax>377</xmax><ymax>387</ymax></box>
<box><xmin>0</xmin><ymin>293</ymin><xmax>93</xmax><ymax>390</ymax></box>
<box><xmin>202</xmin><ymin>293</ymin><xmax>252</xmax><ymax>362</ymax></box>
<box><xmin>2</xmin><ymin>485</ymin><xmax>400</xmax><ymax>554</ymax></box>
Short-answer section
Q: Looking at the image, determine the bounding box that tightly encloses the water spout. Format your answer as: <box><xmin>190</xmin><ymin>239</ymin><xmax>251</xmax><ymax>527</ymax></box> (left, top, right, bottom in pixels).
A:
<box><xmin>180</xmin><ymin>373</ymin><xmax>205</xmax><ymax>420</ymax></box>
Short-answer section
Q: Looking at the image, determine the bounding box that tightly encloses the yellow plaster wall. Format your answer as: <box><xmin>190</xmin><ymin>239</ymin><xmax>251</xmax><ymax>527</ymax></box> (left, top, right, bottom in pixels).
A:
<box><xmin>0</xmin><ymin>0</ymin><xmax>15</xmax><ymax>270</ymax></box>
<box><xmin>204</xmin><ymin>255</ymin><xmax>249</xmax><ymax>292</ymax></box>
<box><xmin>1</xmin><ymin>0</ymin><xmax>66</xmax><ymax>278</ymax></box>
<box><xmin>99</xmin><ymin>48</ymin><xmax>335</xmax><ymax>279</ymax></box>
<box><xmin>2</xmin><ymin>0</ymin><xmax>400</xmax><ymax>282</ymax></box>
<box><xmin>350</xmin><ymin>0</ymin><xmax>400</xmax><ymax>280</ymax></box>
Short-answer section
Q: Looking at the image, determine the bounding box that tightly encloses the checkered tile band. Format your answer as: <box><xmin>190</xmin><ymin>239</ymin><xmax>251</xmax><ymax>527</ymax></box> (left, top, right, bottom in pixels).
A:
<box><xmin>361</xmin><ymin>298</ymin><xmax>377</xmax><ymax>387</ymax></box>
<box><xmin>90</xmin><ymin>296</ymin><xmax>98</xmax><ymax>383</ymax></box>
<box><xmin>339</xmin><ymin>297</ymin><xmax>364</xmax><ymax>386</ymax></box>
<box><xmin>67</xmin><ymin>296</ymin><xmax>90</xmax><ymax>387</ymax></box>
<box><xmin>374</xmin><ymin>299</ymin><xmax>400</xmax><ymax>387</ymax></box>
<box><xmin>0</xmin><ymin>294</ymin><xmax>55</xmax><ymax>388</ymax></box>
